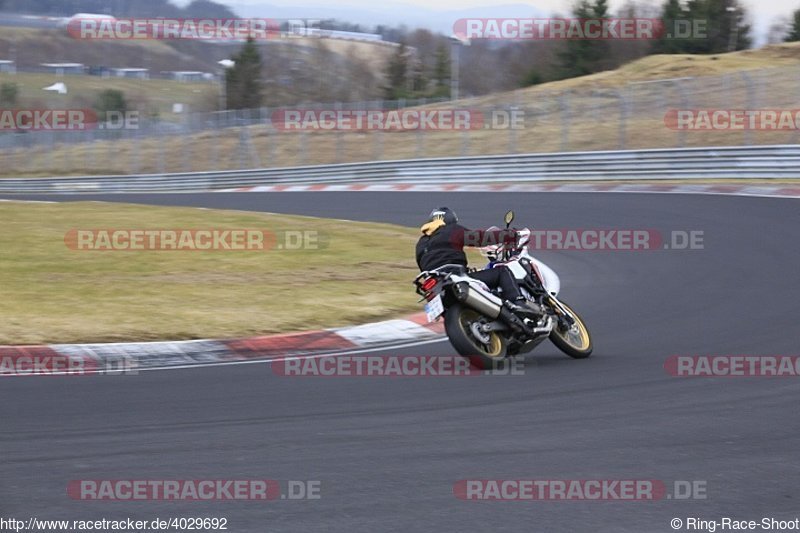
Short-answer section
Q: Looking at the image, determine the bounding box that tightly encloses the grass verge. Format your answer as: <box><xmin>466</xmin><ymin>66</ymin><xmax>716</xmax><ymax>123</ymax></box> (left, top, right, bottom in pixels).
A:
<box><xmin>0</xmin><ymin>200</ymin><xmax>425</xmax><ymax>345</ymax></box>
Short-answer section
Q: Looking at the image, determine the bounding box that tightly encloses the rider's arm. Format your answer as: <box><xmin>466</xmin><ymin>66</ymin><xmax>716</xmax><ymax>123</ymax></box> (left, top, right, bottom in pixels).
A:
<box><xmin>453</xmin><ymin>226</ymin><xmax>517</xmax><ymax>249</ymax></box>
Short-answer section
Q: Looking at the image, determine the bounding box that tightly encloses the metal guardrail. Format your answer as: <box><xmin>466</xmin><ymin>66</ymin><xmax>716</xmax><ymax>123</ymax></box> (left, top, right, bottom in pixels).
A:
<box><xmin>1</xmin><ymin>145</ymin><xmax>799</xmax><ymax>194</ymax></box>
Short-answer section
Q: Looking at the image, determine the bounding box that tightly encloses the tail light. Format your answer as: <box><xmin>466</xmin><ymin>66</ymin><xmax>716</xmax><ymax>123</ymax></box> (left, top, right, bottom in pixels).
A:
<box><xmin>421</xmin><ymin>277</ymin><xmax>437</xmax><ymax>292</ymax></box>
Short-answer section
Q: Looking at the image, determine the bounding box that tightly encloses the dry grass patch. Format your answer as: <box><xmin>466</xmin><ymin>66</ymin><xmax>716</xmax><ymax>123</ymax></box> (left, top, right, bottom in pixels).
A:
<box><xmin>0</xmin><ymin>200</ymin><xmax>423</xmax><ymax>344</ymax></box>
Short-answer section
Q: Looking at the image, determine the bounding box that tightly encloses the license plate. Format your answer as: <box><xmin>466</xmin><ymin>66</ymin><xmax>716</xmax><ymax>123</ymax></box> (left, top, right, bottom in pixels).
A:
<box><xmin>424</xmin><ymin>294</ymin><xmax>444</xmax><ymax>322</ymax></box>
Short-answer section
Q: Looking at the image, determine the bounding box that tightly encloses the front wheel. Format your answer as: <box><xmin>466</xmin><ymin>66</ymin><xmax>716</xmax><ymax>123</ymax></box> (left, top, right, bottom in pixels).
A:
<box><xmin>444</xmin><ymin>304</ymin><xmax>507</xmax><ymax>369</ymax></box>
<box><xmin>549</xmin><ymin>300</ymin><xmax>593</xmax><ymax>359</ymax></box>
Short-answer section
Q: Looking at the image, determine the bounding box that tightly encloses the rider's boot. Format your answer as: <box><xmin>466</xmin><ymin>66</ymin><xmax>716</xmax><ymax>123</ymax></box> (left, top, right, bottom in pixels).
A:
<box><xmin>505</xmin><ymin>297</ymin><xmax>542</xmax><ymax>319</ymax></box>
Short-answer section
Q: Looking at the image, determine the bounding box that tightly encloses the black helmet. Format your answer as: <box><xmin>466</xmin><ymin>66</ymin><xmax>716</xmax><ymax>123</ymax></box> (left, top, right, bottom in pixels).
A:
<box><xmin>429</xmin><ymin>207</ymin><xmax>458</xmax><ymax>225</ymax></box>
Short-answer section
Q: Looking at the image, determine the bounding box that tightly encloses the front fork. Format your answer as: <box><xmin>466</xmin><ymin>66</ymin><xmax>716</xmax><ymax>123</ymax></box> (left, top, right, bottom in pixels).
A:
<box><xmin>546</xmin><ymin>295</ymin><xmax>576</xmax><ymax>329</ymax></box>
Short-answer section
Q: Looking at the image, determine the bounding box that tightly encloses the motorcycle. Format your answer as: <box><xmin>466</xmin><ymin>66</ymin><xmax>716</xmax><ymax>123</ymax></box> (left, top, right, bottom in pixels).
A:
<box><xmin>413</xmin><ymin>210</ymin><xmax>593</xmax><ymax>369</ymax></box>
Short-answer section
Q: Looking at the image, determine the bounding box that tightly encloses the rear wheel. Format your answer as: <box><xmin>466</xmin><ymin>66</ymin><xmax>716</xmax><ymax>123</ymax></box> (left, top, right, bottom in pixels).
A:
<box><xmin>549</xmin><ymin>300</ymin><xmax>593</xmax><ymax>359</ymax></box>
<box><xmin>444</xmin><ymin>304</ymin><xmax>507</xmax><ymax>369</ymax></box>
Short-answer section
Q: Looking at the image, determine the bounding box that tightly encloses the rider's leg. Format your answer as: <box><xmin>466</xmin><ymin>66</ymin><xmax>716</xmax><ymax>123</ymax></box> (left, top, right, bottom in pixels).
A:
<box><xmin>469</xmin><ymin>267</ymin><xmax>539</xmax><ymax>317</ymax></box>
<box><xmin>469</xmin><ymin>266</ymin><xmax>522</xmax><ymax>299</ymax></box>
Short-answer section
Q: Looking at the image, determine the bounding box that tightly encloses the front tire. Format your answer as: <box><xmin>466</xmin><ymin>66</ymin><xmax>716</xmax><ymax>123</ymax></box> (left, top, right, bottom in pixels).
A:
<box><xmin>444</xmin><ymin>304</ymin><xmax>507</xmax><ymax>369</ymax></box>
<box><xmin>549</xmin><ymin>300</ymin><xmax>593</xmax><ymax>359</ymax></box>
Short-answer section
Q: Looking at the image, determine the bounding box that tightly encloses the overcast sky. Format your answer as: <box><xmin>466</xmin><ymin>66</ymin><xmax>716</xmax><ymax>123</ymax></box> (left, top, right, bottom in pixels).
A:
<box><xmin>176</xmin><ymin>0</ymin><xmax>796</xmax><ymax>45</ymax></box>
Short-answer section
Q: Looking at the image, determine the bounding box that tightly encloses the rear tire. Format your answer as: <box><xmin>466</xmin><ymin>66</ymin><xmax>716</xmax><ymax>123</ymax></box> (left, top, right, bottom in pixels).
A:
<box><xmin>444</xmin><ymin>304</ymin><xmax>507</xmax><ymax>370</ymax></box>
<box><xmin>549</xmin><ymin>300</ymin><xmax>593</xmax><ymax>359</ymax></box>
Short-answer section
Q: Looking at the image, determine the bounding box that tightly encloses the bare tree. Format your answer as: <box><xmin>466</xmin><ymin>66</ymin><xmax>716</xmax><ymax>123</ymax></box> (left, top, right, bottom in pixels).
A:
<box><xmin>768</xmin><ymin>16</ymin><xmax>790</xmax><ymax>44</ymax></box>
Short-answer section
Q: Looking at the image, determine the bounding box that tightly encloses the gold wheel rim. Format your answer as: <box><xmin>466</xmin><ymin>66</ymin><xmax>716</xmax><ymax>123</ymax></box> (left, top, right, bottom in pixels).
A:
<box><xmin>557</xmin><ymin>304</ymin><xmax>590</xmax><ymax>351</ymax></box>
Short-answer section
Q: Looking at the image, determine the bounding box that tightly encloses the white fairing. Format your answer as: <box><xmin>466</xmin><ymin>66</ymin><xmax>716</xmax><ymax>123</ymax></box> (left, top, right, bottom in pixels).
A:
<box><xmin>506</xmin><ymin>261</ymin><xmax>529</xmax><ymax>280</ymax></box>
<box><xmin>531</xmin><ymin>258</ymin><xmax>560</xmax><ymax>296</ymax></box>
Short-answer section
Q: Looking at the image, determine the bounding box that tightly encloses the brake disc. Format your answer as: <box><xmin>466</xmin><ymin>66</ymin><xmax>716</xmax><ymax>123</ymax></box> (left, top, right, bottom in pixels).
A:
<box><xmin>469</xmin><ymin>322</ymin><xmax>491</xmax><ymax>344</ymax></box>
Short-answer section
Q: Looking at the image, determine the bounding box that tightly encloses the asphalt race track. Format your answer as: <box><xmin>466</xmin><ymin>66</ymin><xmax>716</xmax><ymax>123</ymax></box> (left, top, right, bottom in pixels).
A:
<box><xmin>2</xmin><ymin>192</ymin><xmax>799</xmax><ymax>532</ymax></box>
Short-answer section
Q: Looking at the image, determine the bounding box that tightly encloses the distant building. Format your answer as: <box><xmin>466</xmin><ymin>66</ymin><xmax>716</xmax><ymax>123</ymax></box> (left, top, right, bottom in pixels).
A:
<box><xmin>306</xmin><ymin>29</ymin><xmax>384</xmax><ymax>42</ymax></box>
<box><xmin>87</xmin><ymin>65</ymin><xmax>111</xmax><ymax>77</ymax></box>
<box><xmin>171</xmin><ymin>71</ymin><xmax>205</xmax><ymax>82</ymax></box>
<box><xmin>0</xmin><ymin>60</ymin><xmax>15</xmax><ymax>73</ymax></box>
<box><xmin>112</xmin><ymin>68</ymin><xmax>149</xmax><ymax>79</ymax></box>
<box><xmin>41</xmin><ymin>62</ymin><xmax>85</xmax><ymax>75</ymax></box>
<box><xmin>58</xmin><ymin>13</ymin><xmax>117</xmax><ymax>27</ymax></box>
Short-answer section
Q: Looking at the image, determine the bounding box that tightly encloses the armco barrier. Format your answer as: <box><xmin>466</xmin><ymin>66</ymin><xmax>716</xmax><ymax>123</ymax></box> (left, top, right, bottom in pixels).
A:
<box><xmin>1</xmin><ymin>145</ymin><xmax>799</xmax><ymax>194</ymax></box>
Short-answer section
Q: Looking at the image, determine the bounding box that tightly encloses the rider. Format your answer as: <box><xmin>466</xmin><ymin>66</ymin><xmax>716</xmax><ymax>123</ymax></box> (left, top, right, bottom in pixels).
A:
<box><xmin>415</xmin><ymin>207</ymin><xmax>539</xmax><ymax>317</ymax></box>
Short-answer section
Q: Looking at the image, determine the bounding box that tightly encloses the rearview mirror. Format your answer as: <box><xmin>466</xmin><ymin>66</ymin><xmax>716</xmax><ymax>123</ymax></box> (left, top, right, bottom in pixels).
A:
<box><xmin>504</xmin><ymin>210</ymin><xmax>515</xmax><ymax>226</ymax></box>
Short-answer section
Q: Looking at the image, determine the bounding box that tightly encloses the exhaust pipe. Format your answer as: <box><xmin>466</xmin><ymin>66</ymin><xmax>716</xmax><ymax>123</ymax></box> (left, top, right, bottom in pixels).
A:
<box><xmin>453</xmin><ymin>282</ymin><xmax>502</xmax><ymax>319</ymax></box>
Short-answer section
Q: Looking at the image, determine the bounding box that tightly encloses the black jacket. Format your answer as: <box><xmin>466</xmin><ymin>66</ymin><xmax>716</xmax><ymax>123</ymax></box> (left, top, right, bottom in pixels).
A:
<box><xmin>415</xmin><ymin>223</ymin><xmax>514</xmax><ymax>271</ymax></box>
